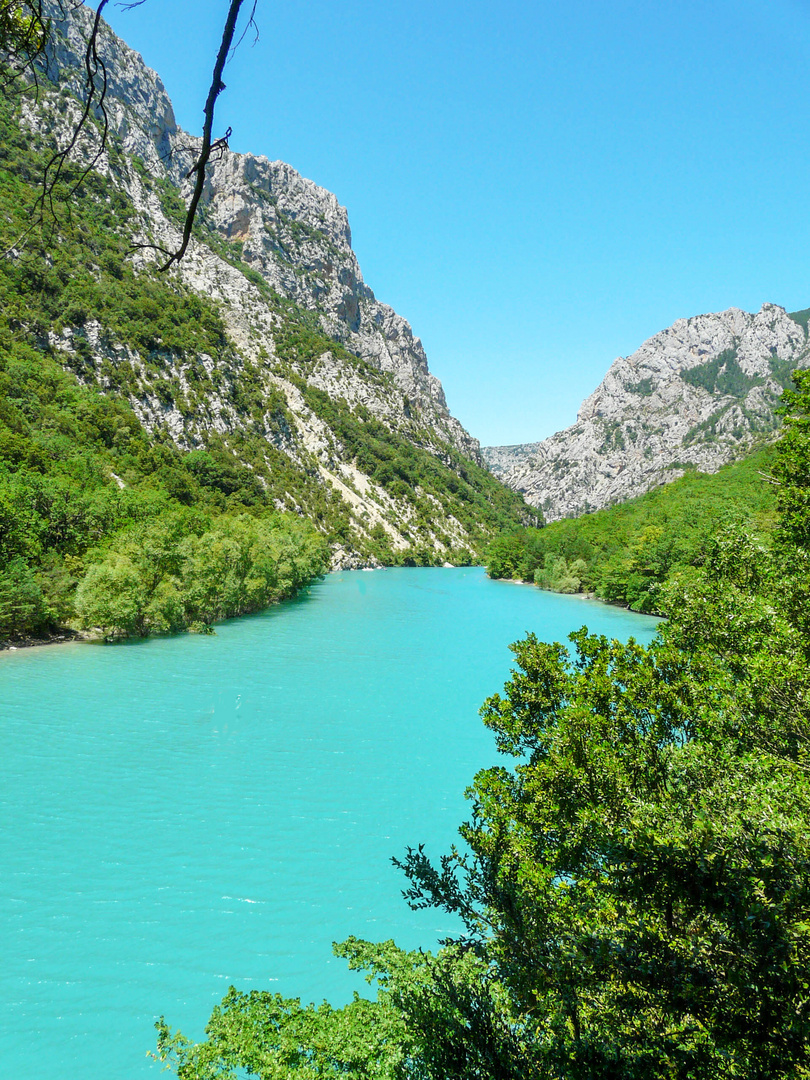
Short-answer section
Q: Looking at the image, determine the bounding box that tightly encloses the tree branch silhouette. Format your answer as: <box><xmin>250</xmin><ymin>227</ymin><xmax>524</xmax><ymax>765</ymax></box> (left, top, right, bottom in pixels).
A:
<box><xmin>152</xmin><ymin>0</ymin><xmax>251</xmax><ymax>271</ymax></box>
<box><xmin>2</xmin><ymin>0</ymin><xmax>258</xmax><ymax>269</ymax></box>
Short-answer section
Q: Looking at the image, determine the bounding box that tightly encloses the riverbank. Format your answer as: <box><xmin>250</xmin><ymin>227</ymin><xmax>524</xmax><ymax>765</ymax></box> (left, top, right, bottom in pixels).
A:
<box><xmin>1</xmin><ymin>567</ymin><xmax>662</xmax><ymax>1080</ymax></box>
<box><xmin>0</xmin><ymin>629</ymin><xmax>91</xmax><ymax>652</ymax></box>
<box><xmin>0</xmin><ymin>567</ymin><xmax>661</xmax><ymax>655</ymax></box>
<box><xmin>493</xmin><ymin>574</ymin><xmax>666</xmax><ymax>619</ymax></box>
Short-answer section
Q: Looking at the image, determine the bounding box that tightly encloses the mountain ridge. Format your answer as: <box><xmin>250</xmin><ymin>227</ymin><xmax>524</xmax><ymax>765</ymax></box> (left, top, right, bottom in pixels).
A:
<box><xmin>35</xmin><ymin>0</ymin><xmax>477</xmax><ymax>455</ymax></box>
<box><xmin>484</xmin><ymin>302</ymin><xmax>810</xmax><ymax>520</ymax></box>
<box><xmin>3</xmin><ymin>0</ymin><xmax>532</xmax><ymax>578</ymax></box>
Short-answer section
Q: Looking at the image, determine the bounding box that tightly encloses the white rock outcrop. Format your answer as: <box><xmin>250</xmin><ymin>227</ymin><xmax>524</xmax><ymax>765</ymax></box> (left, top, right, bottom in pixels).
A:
<box><xmin>11</xmin><ymin>0</ymin><xmax>507</xmax><ymax>563</ymax></box>
<box><xmin>34</xmin><ymin>0</ymin><xmax>479</xmax><ymax>462</ymax></box>
<box><xmin>484</xmin><ymin>304</ymin><xmax>810</xmax><ymax>520</ymax></box>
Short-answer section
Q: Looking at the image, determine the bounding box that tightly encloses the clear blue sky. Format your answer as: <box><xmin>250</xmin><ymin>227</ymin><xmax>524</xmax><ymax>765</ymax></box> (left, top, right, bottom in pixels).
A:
<box><xmin>103</xmin><ymin>0</ymin><xmax>810</xmax><ymax>446</ymax></box>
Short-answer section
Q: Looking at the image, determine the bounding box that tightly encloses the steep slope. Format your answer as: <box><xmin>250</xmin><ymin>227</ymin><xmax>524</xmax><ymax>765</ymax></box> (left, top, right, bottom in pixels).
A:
<box><xmin>485</xmin><ymin>304</ymin><xmax>810</xmax><ymax>520</ymax></box>
<box><xmin>3</xmin><ymin>0</ymin><xmax>532</xmax><ymax>578</ymax></box>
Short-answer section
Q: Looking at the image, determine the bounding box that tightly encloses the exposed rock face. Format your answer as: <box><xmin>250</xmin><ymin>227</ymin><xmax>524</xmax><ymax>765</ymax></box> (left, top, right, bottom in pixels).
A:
<box><xmin>484</xmin><ymin>304</ymin><xmax>810</xmax><ymax>520</ymax></box>
<box><xmin>198</xmin><ymin>152</ymin><xmax>470</xmax><ymax>449</ymax></box>
<box><xmin>11</xmin><ymin>1</ymin><xmax>518</xmax><ymax>566</ymax></box>
<box><xmin>35</xmin><ymin>1</ymin><xmax>477</xmax><ymax>458</ymax></box>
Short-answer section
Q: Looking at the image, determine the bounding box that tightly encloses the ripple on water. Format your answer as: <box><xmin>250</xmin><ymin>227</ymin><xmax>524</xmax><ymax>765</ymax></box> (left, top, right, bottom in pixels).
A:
<box><xmin>0</xmin><ymin>567</ymin><xmax>660</xmax><ymax>1080</ymax></box>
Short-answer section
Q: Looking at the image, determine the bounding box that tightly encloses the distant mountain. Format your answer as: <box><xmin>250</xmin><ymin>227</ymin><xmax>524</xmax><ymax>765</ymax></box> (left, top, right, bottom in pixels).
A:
<box><xmin>484</xmin><ymin>304</ymin><xmax>810</xmax><ymax>520</ymax></box>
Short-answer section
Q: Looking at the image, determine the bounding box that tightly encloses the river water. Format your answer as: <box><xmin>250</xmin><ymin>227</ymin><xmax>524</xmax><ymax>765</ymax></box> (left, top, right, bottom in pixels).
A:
<box><xmin>0</xmin><ymin>567</ymin><xmax>660</xmax><ymax>1079</ymax></box>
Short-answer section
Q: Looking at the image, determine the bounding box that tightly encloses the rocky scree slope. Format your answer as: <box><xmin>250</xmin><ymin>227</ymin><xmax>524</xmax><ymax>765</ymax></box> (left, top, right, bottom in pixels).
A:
<box><xmin>8</xmin><ymin>0</ymin><xmax>531</xmax><ymax>567</ymax></box>
<box><xmin>484</xmin><ymin>304</ymin><xmax>810</xmax><ymax>521</ymax></box>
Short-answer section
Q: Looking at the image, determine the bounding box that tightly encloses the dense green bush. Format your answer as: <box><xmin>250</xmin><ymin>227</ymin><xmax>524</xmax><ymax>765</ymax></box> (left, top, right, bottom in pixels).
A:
<box><xmin>75</xmin><ymin>512</ymin><xmax>326</xmax><ymax>638</ymax></box>
<box><xmin>0</xmin><ymin>557</ymin><xmax>50</xmax><ymax>637</ymax></box>
<box><xmin>533</xmin><ymin>552</ymin><xmax>587</xmax><ymax>593</ymax></box>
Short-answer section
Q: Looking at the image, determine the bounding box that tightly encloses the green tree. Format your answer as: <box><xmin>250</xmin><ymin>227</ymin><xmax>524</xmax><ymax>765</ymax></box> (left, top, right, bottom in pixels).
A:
<box><xmin>154</xmin><ymin>376</ymin><xmax>810</xmax><ymax>1077</ymax></box>
<box><xmin>154</xmin><ymin>945</ymin><xmax>416</xmax><ymax>1080</ymax></box>
<box><xmin>0</xmin><ymin>556</ymin><xmax>49</xmax><ymax>636</ymax></box>
<box><xmin>0</xmin><ymin>1</ymin><xmax>47</xmax><ymax>67</ymax></box>
<box><xmin>396</xmin><ymin>627</ymin><xmax>810</xmax><ymax>1077</ymax></box>
<box><xmin>73</xmin><ymin>512</ymin><xmax>326</xmax><ymax>639</ymax></box>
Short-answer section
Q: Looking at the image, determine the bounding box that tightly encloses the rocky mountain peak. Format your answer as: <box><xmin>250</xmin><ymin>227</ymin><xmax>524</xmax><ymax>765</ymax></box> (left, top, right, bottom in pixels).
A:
<box><xmin>485</xmin><ymin>303</ymin><xmax>810</xmax><ymax>521</ymax></box>
<box><xmin>3</xmin><ymin>0</ymin><xmax>532</xmax><ymax>571</ymax></box>
<box><xmin>35</xmin><ymin>0</ymin><xmax>475</xmax><ymax>458</ymax></box>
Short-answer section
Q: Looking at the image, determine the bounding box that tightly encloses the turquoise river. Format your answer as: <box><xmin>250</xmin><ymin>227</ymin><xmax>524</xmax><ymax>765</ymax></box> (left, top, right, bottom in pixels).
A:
<box><xmin>1</xmin><ymin>567</ymin><xmax>660</xmax><ymax>1079</ymax></box>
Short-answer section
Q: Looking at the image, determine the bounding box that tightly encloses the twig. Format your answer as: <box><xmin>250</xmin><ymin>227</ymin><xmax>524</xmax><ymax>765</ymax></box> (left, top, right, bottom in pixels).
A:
<box><xmin>1</xmin><ymin>0</ymin><xmax>111</xmax><ymax>260</ymax></box>
<box><xmin>156</xmin><ymin>0</ymin><xmax>248</xmax><ymax>272</ymax></box>
<box><xmin>37</xmin><ymin>0</ymin><xmax>110</xmax><ymax>225</ymax></box>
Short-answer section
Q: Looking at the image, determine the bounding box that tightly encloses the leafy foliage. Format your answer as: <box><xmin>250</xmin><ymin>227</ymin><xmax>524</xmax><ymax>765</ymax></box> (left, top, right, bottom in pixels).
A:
<box><xmin>155</xmin><ymin>376</ymin><xmax>810</xmax><ymax>1079</ymax></box>
<box><xmin>487</xmin><ymin>445</ymin><xmax>778</xmax><ymax>611</ymax></box>
<box><xmin>74</xmin><ymin>511</ymin><xmax>325</xmax><ymax>638</ymax></box>
<box><xmin>0</xmin><ymin>1</ymin><xmax>48</xmax><ymax>76</ymax></box>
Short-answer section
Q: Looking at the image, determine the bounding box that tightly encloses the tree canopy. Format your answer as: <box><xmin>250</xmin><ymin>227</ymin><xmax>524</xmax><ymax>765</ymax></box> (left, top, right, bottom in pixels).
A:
<box><xmin>154</xmin><ymin>371</ymin><xmax>810</xmax><ymax>1077</ymax></box>
<box><xmin>486</xmin><ymin>445</ymin><xmax>779</xmax><ymax>613</ymax></box>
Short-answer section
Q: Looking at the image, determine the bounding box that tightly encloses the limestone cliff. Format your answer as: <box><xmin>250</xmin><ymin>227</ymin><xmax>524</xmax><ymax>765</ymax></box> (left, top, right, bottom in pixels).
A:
<box><xmin>8</xmin><ymin>1</ymin><xmax>529</xmax><ymax>565</ymax></box>
<box><xmin>36</xmin><ymin>3</ymin><xmax>473</xmax><ymax>450</ymax></box>
<box><xmin>484</xmin><ymin>304</ymin><xmax>810</xmax><ymax>520</ymax></box>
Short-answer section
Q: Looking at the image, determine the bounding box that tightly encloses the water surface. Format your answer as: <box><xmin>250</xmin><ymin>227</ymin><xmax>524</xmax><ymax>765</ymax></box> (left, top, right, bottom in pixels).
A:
<box><xmin>0</xmin><ymin>567</ymin><xmax>660</xmax><ymax>1079</ymax></box>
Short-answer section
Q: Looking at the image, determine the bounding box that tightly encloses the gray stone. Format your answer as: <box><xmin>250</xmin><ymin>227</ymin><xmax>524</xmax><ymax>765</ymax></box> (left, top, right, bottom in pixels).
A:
<box><xmin>484</xmin><ymin>304</ymin><xmax>810</xmax><ymax>520</ymax></box>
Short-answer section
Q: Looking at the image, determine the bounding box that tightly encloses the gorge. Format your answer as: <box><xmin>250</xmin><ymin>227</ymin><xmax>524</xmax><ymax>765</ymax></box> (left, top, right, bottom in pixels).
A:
<box><xmin>0</xmin><ymin>0</ymin><xmax>535</xmax><ymax>647</ymax></box>
<box><xmin>2</xmin><ymin>4</ymin><xmax>810</xmax><ymax>1079</ymax></box>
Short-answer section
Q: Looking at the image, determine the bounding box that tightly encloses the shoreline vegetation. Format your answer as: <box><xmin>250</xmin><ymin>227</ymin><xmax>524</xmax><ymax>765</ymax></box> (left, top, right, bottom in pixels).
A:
<box><xmin>5</xmin><ymin>435</ymin><xmax>776</xmax><ymax>650</ymax></box>
<box><xmin>0</xmin><ymin>563</ymin><xmax>662</xmax><ymax>654</ymax></box>
<box><xmin>0</xmin><ymin>560</ymin><xmax>371</xmax><ymax>652</ymax></box>
<box><xmin>156</xmin><ymin>369</ymin><xmax>810</xmax><ymax>1079</ymax></box>
<box><xmin>0</xmin><ymin>565</ymin><xmax>659</xmax><ymax>654</ymax></box>
<box><xmin>486</xmin><ymin>442</ymin><xmax>778</xmax><ymax>614</ymax></box>
<box><xmin>0</xmin><ymin>86</ymin><xmax>532</xmax><ymax>649</ymax></box>
<box><xmin>0</xmin><ymin>511</ymin><xmax>329</xmax><ymax>648</ymax></box>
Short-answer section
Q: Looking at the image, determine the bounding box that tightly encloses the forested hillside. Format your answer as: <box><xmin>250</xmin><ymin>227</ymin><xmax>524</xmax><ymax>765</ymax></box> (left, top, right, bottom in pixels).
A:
<box><xmin>0</xmin><ymin>7</ymin><xmax>533</xmax><ymax>643</ymax></box>
<box><xmin>486</xmin><ymin>443</ymin><xmax>778</xmax><ymax>612</ymax></box>
<box><xmin>0</xmin><ymin>88</ymin><xmax>329</xmax><ymax>641</ymax></box>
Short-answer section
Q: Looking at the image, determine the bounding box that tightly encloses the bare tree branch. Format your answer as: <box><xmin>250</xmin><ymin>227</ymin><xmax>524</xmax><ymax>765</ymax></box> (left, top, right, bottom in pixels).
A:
<box><xmin>155</xmin><ymin>0</ymin><xmax>248</xmax><ymax>272</ymax></box>
<box><xmin>36</xmin><ymin>0</ymin><xmax>110</xmax><ymax>227</ymax></box>
<box><xmin>2</xmin><ymin>0</ymin><xmax>257</xmax><ymax>269</ymax></box>
<box><xmin>230</xmin><ymin>0</ymin><xmax>258</xmax><ymax>56</ymax></box>
<box><xmin>1</xmin><ymin>0</ymin><xmax>111</xmax><ymax>258</ymax></box>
